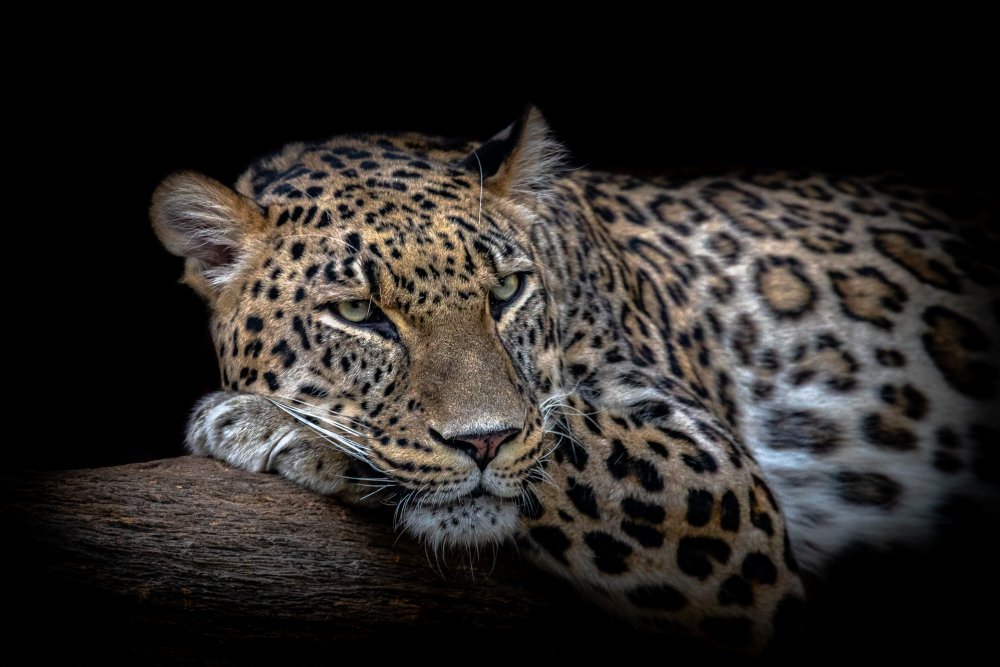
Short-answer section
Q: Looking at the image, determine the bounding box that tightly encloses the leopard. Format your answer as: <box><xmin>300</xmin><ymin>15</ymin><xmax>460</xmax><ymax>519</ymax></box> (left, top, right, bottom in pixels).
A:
<box><xmin>150</xmin><ymin>107</ymin><xmax>999</xmax><ymax>653</ymax></box>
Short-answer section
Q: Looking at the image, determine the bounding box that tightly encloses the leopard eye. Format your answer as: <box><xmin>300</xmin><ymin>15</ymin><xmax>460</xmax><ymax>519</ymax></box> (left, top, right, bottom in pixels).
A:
<box><xmin>318</xmin><ymin>299</ymin><xmax>398</xmax><ymax>341</ymax></box>
<box><xmin>337</xmin><ymin>300</ymin><xmax>376</xmax><ymax>323</ymax></box>
<box><xmin>491</xmin><ymin>273</ymin><xmax>522</xmax><ymax>303</ymax></box>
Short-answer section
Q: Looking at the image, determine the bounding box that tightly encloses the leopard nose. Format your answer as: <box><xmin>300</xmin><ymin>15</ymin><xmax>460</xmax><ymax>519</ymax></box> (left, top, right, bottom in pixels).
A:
<box><xmin>448</xmin><ymin>428</ymin><xmax>520</xmax><ymax>471</ymax></box>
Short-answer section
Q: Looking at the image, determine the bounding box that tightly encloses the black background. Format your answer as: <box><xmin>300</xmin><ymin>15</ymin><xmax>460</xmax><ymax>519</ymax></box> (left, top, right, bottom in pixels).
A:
<box><xmin>23</xmin><ymin>39</ymin><xmax>996</xmax><ymax>470</ymax></box>
<box><xmin>9</xmin><ymin>29</ymin><xmax>998</xmax><ymax>662</ymax></box>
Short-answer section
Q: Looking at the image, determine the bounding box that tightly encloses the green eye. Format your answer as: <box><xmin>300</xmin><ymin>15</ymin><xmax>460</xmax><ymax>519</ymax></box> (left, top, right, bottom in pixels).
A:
<box><xmin>337</xmin><ymin>300</ymin><xmax>373</xmax><ymax>323</ymax></box>
<box><xmin>323</xmin><ymin>299</ymin><xmax>397</xmax><ymax>340</ymax></box>
<box><xmin>492</xmin><ymin>274</ymin><xmax>522</xmax><ymax>302</ymax></box>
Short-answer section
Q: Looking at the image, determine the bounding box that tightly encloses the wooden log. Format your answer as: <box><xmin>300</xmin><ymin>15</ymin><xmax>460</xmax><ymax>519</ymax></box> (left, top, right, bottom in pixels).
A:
<box><xmin>3</xmin><ymin>455</ymin><xmax>665</xmax><ymax>664</ymax></box>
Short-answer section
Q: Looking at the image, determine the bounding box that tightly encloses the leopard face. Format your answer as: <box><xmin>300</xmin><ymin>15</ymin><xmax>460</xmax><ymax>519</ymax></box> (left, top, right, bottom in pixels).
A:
<box><xmin>152</xmin><ymin>117</ymin><xmax>565</xmax><ymax>550</ymax></box>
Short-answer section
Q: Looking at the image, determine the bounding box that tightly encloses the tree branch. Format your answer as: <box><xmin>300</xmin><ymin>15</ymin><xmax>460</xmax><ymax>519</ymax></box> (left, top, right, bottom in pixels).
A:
<box><xmin>4</xmin><ymin>456</ymin><xmax>645</xmax><ymax>663</ymax></box>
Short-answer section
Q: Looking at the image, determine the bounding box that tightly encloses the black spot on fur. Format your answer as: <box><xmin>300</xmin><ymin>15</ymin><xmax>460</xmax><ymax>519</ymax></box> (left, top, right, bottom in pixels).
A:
<box><xmin>861</xmin><ymin>413</ymin><xmax>916</xmax><ymax>450</ymax></box>
<box><xmin>875</xmin><ymin>348</ymin><xmax>906</xmax><ymax>367</ymax></box>
<box><xmin>584</xmin><ymin>531</ymin><xmax>633</xmax><ymax>574</ymax></box>
<box><xmin>519</xmin><ymin>488</ymin><xmax>543</xmax><ymax>520</ymax></box>
<box><xmin>634</xmin><ymin>458</ymin><xmax>664</xmax><ymax>492</ymax></box>
<box><xmin>605</xmin><ymin>439</ymin><xmax>631</xmax><ymax>479</ymax></box>
<box><xmin>645</xmin><ymin>440</ymin><xmax>670</xmax><ymax>458</ymax></box>
<box><xmin>742</xmin><ymin>552</ymin><xmax>778</xmax><ymax>584</ymax></box>
<box><xmin>263</xmin><ymin>372</ymin><xmax>280</xmax><ymax>391</ymax></box>
<box><xmin>720</xmin><ymin>490</ymin><xmax>740</xmax><ymax>532</ymax></box>
<box><xmin>345</xmin><ymin>232</ymin><xmax>362</xmax><ymax>254</ymax></box>
<box><xmin>754</xmin><ymin>475</ymin><xmax>780</xmax><ymax>512</ymax></box>
<box><xmin>298</xmin><ymin>385</ymin><xmax>328</xmax><ymax>399</ymax></box>
<box><xmin>686</xmin><ymin>489</ymin><xmax>714</xmax><ymax>527</ymax></box>
<box><xmin>639</xmin><ymin>401</ymin><xmax>673</xmax><ymax>421</ymax></box>
<box><xmin>834</xmin><ymin>470</ymin><xmax>902</xmax><ymax>507</ymax></box>
<box><xmin>566</xmin><ymin>478</ymin><xmax>600</xmax><ymax>519</ymax></box>
<box><xmin>292</xmin><ymin>316</ymin><xmax>311</xmax><ymax>350</ymax></box>
<box><xmin>872</xmin><ymin>228</ymin><xmax>961</xmax><ymax>292</ymax></box>
<box><xmin>622</xmin><ymin>497</ymin><xmax>665</xmax><ymax>523</ymax></box>
<box><xmin>529</xmin><ymin>526</ymin><xmax>570</xmax><ymax>563</ymax></box>
<box><xmin>556</xmin><ymin>425</ymin><xmax>589</xmax><ymax>471</ymax></box>
<box><xmin>718</xmin><ymin>575</ymin><xmax>754</xmax><ymax>606</ymax></box>
<box><xmin>606</xmin><ymin>440</ymin><xmax>664</xmax><ymax>491</ymax></box>
<box><xmin>749</xmin><ymin>494</ymin><xmax>774</xmax><ymax>536</ymax></box>
<box><xmin>765</xmin><ymin>409</ymin><xmax>841</xmax><ymax>454</ymax></box>
<box><xmin>922</xmin><ymin>305</ymin><xmax>997</xmax><ymax>398</ymax></box>
<box><xmin>681</xmin><ymin>449</ymin><xmax>718</xmax><ymax>474</ymax></box>
<box><xmin>900</xmin><ymin>384</ymin><xmax>928</xmax><ymax>420</ymax></box>
<box><xmin>621</xmin><ymin>521</ymin><xmax>664</xmax><ymax>548</ymax></box>
<box><xmin>676</xmin><ymin>537</ymin><xmax>731</xmax><ymax>579</ymax></box>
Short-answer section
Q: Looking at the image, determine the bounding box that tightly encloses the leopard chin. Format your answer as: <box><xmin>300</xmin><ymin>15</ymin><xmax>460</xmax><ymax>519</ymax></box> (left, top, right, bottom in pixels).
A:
<box><xmin>400</xmin><ymin>495</ymin><xmax>520</xmax><ymax>551</ymax></box>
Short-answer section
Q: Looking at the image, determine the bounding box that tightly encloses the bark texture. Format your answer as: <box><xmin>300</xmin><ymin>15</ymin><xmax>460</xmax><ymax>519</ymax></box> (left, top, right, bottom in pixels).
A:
<box><xmin>4</xmin><ymin>456</ymin><xmax>646</xmax><ymax>663</ymax></box>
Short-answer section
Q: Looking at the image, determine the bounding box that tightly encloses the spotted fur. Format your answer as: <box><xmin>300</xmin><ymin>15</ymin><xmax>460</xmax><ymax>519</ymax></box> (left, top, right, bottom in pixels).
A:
<box><xmin>152</xmin><ymin>107</ymin><xmax>999</xmax><ymax>652</ymax></box>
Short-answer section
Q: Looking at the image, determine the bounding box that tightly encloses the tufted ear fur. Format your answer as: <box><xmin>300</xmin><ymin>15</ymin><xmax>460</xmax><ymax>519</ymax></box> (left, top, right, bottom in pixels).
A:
<box><xmin>461</xmin><ymin>106</ymin><xmax>566</xmax><ymax>205</ymax></box>
<box><xmin>151</xmin><ymin>172</ymin><xmax>267</xmax><ymax>302</ymax></box>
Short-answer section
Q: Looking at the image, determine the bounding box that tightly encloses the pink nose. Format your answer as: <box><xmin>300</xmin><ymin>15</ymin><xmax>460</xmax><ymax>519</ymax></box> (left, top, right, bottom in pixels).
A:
<box><xmin>451</xmin><ymin>428</ymin><xmax>519</xmax><ymax>470</ymax></box>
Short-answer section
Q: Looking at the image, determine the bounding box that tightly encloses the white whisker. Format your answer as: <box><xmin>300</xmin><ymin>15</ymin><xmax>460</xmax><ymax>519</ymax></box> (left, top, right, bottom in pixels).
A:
<box><xmin>268</xmin><ymin>399</ymin><xmax>372</xmax><ymax>464</ymax></box>
<box><xmin>472</xmin><ymin>150</ymin><xmax>484</xmax><ymax>228</ymax></box>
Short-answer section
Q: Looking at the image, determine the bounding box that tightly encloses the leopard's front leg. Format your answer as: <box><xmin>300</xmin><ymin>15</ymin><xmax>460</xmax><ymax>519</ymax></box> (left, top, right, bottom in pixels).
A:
<box><xmin>186</xmin><ymin>391</ymin><xmax>365</xmax><ymax>499</ymax></box>
<box><xmin>523</xmin><ymin>395</ymin><xmax>803</xmax><ymax>652</ymax></box>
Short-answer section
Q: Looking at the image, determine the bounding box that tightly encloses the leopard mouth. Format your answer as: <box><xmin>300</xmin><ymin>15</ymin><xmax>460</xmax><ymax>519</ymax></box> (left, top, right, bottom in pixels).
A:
<box><xmin>398</xmin><ymin>487</ymin><xmax>522</xmax><ymax>550</ymax></box>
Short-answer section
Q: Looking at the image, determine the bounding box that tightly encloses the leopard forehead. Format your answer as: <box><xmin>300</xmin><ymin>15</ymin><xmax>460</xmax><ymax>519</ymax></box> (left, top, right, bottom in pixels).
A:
<box><xmin>215</xmin><ymin>133</ymin><xmax>547</xmax><ymax>359</ymax></box>
<box><xmin>234</xmin><ymin>135</ymin><xmax>536</xmax><ymax>307</ymax></box>
<box><xmin>237</xmin><ymin>134</ymin><xmax>496</xmax><ymax>228</ymax></box>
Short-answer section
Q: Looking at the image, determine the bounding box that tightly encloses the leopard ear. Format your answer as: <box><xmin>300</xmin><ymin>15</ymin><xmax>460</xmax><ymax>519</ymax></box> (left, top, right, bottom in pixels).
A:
<box><xmin>461</xmin><ymin>106</ymin><xmax>566</xmax><ymax>205</ymax></box>
<box><xmin>150</xmin><ymin>172</ymin><xmax>267</xmax><ymax>302</ymax></box>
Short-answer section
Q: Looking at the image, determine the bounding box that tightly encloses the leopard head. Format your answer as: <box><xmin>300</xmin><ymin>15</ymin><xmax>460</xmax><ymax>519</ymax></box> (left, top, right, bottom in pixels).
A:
<box><xmin>151</xmin><ymin>108</ymin><xmax>567</xmax><ymax>549</ymax></box>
